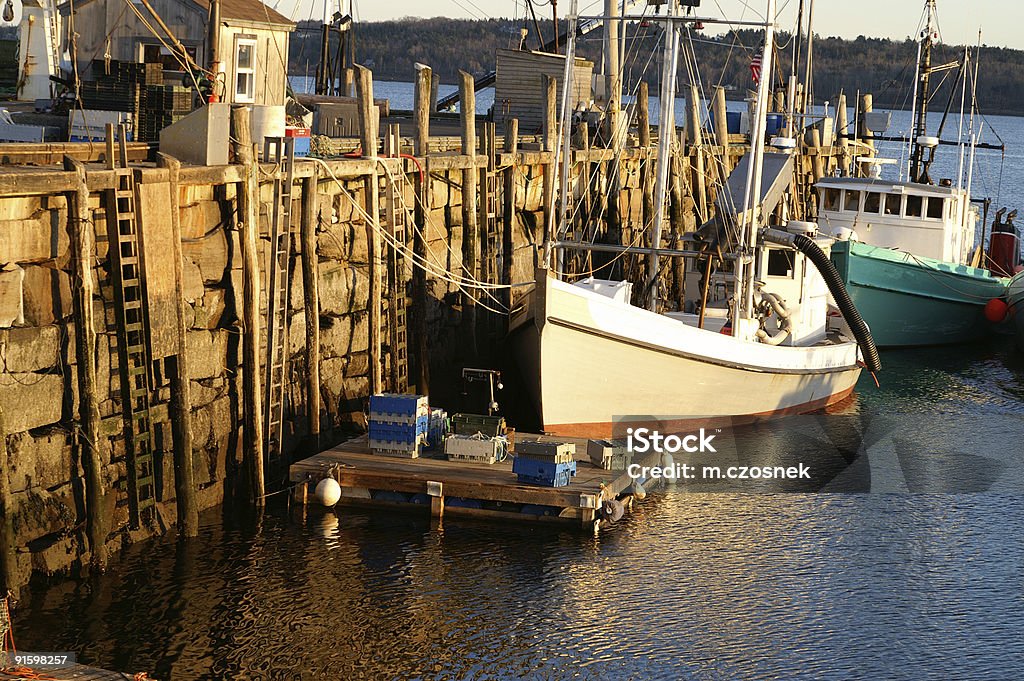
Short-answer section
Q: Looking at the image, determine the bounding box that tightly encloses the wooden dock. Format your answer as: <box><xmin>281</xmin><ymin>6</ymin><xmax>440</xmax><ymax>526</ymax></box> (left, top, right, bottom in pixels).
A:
<box><xmin>289</xmin><ymin>434</ymin><xmax>659</xmax><ymax>530</ymax></box>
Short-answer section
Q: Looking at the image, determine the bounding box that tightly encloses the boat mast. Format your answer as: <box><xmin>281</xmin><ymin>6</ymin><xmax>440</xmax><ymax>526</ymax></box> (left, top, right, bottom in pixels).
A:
<box><xmin>645</xmin><ymin>0</ymin><xmax>681</xmax><ymax>311</ymax></box>
<box><xmin>734</xmin><ymin>0</ymin><xmax>776</xmax><ymax>331</ymax></box>
<box><xmin>910</xmin><ymin>0</ymin><xmax>937</xmax><ymax>184</ymax></box>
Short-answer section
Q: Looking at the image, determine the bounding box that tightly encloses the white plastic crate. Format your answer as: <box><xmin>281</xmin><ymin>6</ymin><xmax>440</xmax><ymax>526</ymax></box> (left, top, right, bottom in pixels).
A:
<box><xmin>444</xmin><ymin>434</ymin><xmax>503</xmax><ymax>464</ymax></box>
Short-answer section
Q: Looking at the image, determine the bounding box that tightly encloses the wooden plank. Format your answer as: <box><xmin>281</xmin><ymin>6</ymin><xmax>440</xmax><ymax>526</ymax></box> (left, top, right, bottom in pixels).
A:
<box><xmin>156</xmin><ymin>152</ymin><xmax>199</xmax><ymax>538</ymax></box>
<box><xmin>0</xmin><ymin>141</ymin><xmax>151</xmax><ymax>166</ymax></box>
<box><xmin>134</xmin><ymin>173</ymin><xmax>179</xmax><ymax>360</ymax></box>
<box><xmin>424</xmin><ymin>154</ymin><xmax>487</xmax><ymax>171</ymax></box>
<box><xmin>0</xmin><ymin>170</ymin><xmax>76</xmax><ymax>196</ymax></box>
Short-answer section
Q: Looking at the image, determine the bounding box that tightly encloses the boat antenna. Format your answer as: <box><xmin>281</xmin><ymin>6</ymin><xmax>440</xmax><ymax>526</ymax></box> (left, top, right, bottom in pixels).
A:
<box><xmin>909</xmin><ymin>0</ymin><xmax>937</xmax><ymax>184</ymax></box>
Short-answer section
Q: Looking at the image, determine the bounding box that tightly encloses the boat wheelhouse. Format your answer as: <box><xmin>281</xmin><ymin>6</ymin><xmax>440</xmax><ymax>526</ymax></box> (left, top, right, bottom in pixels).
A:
<box><xmin>816</xmin><ymin>177</ymin><xmax>977</xmax><ymax>265</ymax></box>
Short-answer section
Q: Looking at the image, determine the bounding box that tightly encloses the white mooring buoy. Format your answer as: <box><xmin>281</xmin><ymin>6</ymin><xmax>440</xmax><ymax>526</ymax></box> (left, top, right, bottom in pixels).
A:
<box><xmin>315</xmin><ymin>477</ymin><xmax>342</xmax><ymax>507</ymax></box>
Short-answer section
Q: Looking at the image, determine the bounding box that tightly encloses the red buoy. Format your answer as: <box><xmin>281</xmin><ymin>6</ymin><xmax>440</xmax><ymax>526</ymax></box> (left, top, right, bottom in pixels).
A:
<box><xmin>984</xmin><ymin>298</ymin><xmax>1009</xmax><ymax>323</ymax></box>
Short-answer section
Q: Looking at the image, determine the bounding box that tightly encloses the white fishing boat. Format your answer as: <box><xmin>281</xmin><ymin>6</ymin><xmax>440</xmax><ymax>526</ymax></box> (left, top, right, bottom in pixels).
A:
<box><xmin>510</xmin><ymin>0</ymin><xmax>878</xmax><ymax>438</ymax></box>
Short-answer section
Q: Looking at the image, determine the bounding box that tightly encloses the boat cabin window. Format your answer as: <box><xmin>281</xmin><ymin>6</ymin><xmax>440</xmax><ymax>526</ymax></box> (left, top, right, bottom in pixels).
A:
<box><xmin>822</xmin><ymin>188</ymin><xmax>841</xmax><ymax>211</ymax></box>
<box><xmin>843</xmin><ymin>190</ymin><xmax>861</xmax><ymax>212</ymax></box>
<box><xmin>767</xmin><ymin>248</ymin><xmax>795</xmax><ymax>277</ymax></box>
<box><xmin>927</xmin><ymin>197</ymin><xmax>945</xmax><ymax>219</ymax></box>
<box><xmin>864</xmin><ymin>192</ymin><xmax>881</xmax><ymax>213</ymax></box>
<box><xmin>883</xmin><ymin>193</ymin><xmax>900</xmax><ymax>215</ymax></box>
<box><xmin>906</xmin><ymin>194</ymin><xmax>924</xmax><ymax>218</ymax></box>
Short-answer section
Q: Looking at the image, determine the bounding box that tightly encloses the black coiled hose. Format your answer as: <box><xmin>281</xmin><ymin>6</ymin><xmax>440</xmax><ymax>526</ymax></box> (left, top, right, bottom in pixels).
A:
<box><xmin>791</xmin><ymin>234</ymin><xmax>882</xmax><ymax>373</ymax></box>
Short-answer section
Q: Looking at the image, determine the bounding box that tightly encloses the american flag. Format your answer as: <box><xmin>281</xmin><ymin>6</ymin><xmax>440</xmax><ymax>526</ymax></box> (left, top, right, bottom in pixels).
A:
<box><xmin>750</xmin><ymin>53</ymin><xmax>762</xmax><ymax>85</ymax></box>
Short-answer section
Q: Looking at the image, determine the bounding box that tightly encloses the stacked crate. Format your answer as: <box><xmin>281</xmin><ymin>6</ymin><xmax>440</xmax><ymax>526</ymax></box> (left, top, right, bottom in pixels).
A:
<box><xmin>451</xmin><ymin>413</ymin><xmax>506</xmax><ymax>438</ymax></box>
<box><xmin>368</xmin><ymin>394</ymin><xmax>429</xmax><ymax>458</ymax></box>
<box><xmin>137</xmin><ymin>85</ymin><xmax>192</xmax><ymax>141</ymax></box>
<box><xmin>425</xmin><ymin>408</ymin><xmax>448</xmax><ymax>451</ymax></box>
<box><xmin>513</xmin><ymin>441</ymin><xmax>578</xmax><ymax>487</ymax></box>
<box><xmin>80</xmin><ymin>60</ymin><xmax>192</xmax><ymax>141</ymax></box>
<box><xmin>444</xmin><ymin>433</ymin><xmax>506</xmax><ymax>465</ymax></box>
<box><xmin>586</xmin><ymin>439</ymin><xmax>632</xmax><ymax>470</ymax></box>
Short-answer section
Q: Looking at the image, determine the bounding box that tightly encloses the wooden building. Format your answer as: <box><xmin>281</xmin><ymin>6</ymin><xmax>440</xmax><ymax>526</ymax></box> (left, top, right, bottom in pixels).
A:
<box><xmin>493</xmin><ymin>48</ymin><xmax>594</xmax><ymax>132</ymax></box>
<box><xmin>58</xmin><ymin>0</ymin><xmax>295</xmax><ymax>105</ymax></box>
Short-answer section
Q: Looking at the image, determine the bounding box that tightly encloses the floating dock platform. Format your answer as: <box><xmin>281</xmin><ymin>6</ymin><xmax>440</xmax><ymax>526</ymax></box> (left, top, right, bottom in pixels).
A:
<box><xmin>289</xmin><ymin>434</ymin><xmax>659</xmax><ymax>530</ymax></box>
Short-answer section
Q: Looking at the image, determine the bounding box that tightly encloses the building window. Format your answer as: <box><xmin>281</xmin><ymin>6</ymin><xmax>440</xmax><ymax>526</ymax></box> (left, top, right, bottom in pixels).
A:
<box><xmin>234</xmin><ymin>38</ymin><xmax>257</xmax><ymax>102</ymax></box>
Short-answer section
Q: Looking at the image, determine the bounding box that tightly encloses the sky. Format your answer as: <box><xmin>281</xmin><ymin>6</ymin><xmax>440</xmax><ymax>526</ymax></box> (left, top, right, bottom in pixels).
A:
<box><xmin>292</xmin><ymin>1</ymin><xmax>1024</xmax><ymax>50</ymax></box>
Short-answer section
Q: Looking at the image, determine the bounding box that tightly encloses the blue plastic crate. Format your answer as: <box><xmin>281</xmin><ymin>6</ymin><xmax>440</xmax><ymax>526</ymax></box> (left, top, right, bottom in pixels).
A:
<box><xmin>370</xmin><ymin>393</ymin><xmax>428</xmax><ymax>418</ymax></box>
<box><xmin>513</xmin><ymin>458</ymin><xmax>577</xmax><ymax>487</ymax></box>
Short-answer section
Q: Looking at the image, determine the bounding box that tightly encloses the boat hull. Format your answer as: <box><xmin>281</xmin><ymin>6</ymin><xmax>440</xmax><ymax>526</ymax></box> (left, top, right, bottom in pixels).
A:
<box><xmin>512</xmin><ymin>273</ymin><xmax>862</xmax><ymax>439</ymax></box>
<box><xmin>830</xmin><ymin>240</ymin><xmax>1007</xmax><ymax>347</ymax></box>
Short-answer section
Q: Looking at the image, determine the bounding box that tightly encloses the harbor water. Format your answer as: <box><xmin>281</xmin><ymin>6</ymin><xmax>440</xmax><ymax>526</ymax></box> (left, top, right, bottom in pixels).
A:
<box><xmin>10</xmin><ymin>93</ymin><xmax>1024</xmax><ymax>678</ymax></box>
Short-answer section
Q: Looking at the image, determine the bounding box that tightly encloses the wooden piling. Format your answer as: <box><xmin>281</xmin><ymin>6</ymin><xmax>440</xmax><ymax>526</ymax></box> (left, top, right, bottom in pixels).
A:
<box><xmin>542</xmin><ymin>75</ymin><xmax>556</xmax><ymax>266</ymax></box>
<box><xmin>156</xmin><ymin>152</ymin><xmax>199</xmax><ymax>537</ymax></box>
<box><xmin>858</xmin><ymin>93</ymin><xmax>875</xmax><ymax>157</ymax></box>
<box><xmin>459</xmin><ymin>70</ymin><xmax>479</xmax><ymax>360</ymax></box>
<box><xmin>413</xmin><ymin>63</ymin><xmax>432</xmax><ymax>394</ymax></box>
<box><xmin>0</xmin><ymin>405</ymin><xmax>18</xmax><ymax>592</ymax></box>
<box><xmin>64</xmin><ymin>156</ymin><xmax>107</xmax><ymax>565</ymax></box>
<box><xmin>835</xmin><ymin>92</ymin><xmax>849</xmax><ymax>171</ymax></box>
<box><xmin>502</xmin><ymin>118</ymin><xmax>519</xmax><ymax>314</ymax></box>
<box><xmin>712</xmin><ymin>85</ymin><xmax>732</xmax><ymax>173</ymax></box>
<box><xmin>356</xmin><ymin>65</ymin><xmax>383</xmax><ymax>395</ymax></box>
<box><xmin>230</xmin><ymin>106</ymin><xmax>265</xmax><ymax>506</ymax></box>
<box><xmin>637</xmin><ymin>82</ymin><xmax>653</xmax><ymax>282</ymax></box>
<box><xmin>300</xmin><ymin>174</ymin><xmax>321</xmax><ymax>446</ymax></box>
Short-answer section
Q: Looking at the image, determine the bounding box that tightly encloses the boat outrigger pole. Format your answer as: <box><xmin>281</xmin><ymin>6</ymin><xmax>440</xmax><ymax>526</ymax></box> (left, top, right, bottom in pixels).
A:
<box><xmin>910</xmin><ymin>0</ymin><xmax>938</xmax><ymax>184</ymax></box>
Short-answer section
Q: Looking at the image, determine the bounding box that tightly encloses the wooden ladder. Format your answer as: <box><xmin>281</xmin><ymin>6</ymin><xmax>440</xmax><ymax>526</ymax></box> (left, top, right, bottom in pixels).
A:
<box><xmin>383</xmin><ymin>126</ymin><xmax>409</xmax><ymax>393</ymax></box>
<box><xmin>263</xmin><ymin>136</ymin><xmax>295</xmax><ymax>475</ymax></box>
<box><xmin>105</xmin><ymin>126</ymin><xmax>156</xmax><ymax>529</ymax></box>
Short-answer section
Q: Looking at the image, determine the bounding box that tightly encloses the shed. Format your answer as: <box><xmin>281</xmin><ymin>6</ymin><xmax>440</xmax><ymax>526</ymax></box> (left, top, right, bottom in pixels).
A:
<box><xmin>493</xmin><ymin>48</ymin><xmax>594</xmax><ymax>132</ymax></box>
<box><xmin>58</xmin><ymin>0</ymin><xmax>295</xmax><ymax>106</ymax></box>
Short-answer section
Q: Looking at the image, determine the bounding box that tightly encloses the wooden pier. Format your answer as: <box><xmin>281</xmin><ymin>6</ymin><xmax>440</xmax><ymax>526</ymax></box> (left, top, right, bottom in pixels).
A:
<box><xmin>289</xmin><ymin>434</ymin><xmax>660</xmax><ymax>530</ymax></box>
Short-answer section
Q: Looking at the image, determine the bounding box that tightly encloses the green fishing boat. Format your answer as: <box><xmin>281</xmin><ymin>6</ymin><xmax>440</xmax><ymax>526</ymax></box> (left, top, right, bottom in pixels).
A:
<box><xmin>830</xmin><ymin>239</ymin><xmax>1006</xmax><ymax>346</ymax></box>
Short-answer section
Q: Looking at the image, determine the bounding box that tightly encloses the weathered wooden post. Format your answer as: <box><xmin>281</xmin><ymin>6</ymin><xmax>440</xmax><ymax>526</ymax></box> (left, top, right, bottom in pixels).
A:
<box><xmin>356</xmin><ymin>64</ymin><xmax>383</xmax><ymax>395</ymax></box>
<box><xmin>156</xmin><ymin>152</ymin><xmax>199</xmax><ymax>537</ymax></box>
<box><xmin>0</xmin><ymin>406</ymin><xmax>18</xmax><ymax>592</ymax></box>
<box><xmin>541</xmin><ymin>75</ymin><xmax>557</xmax><ymax>266</ymax></box>
<box><xmin>300</xmin><ymin>172</ymin><xmax>321</xmax><ymax>446</ymax></box>
<box><xmin>230</xmin><ymin>106</ymin><xmax>265</xmax><ymax>506</ymax></box>
<box><xmin>686</xmin><ymin>85</ymin><xmax>707</xmax><ymax>221</ymax></box>
<box><xmin>712</xmin><ymin>85</ymin><xmax>732</xmax><ymax>173</ymax></box>
<box><xmin>858</xmin><ymin>93</ymin><xmax>875</xmax><ymax>157</ymax></box>
<box><xmin>637</xmin><ymin>81</ymin><xmax>652</xmax><ymax>282</ymax></box>
<box><xmin>413</xmin><ymin>63</ymin><xmax>432</xmax><ymax>394</ymax></box>
<box><xmin>459</xmin><ymin>70</ymin><xmax>479</xmax><ymax>360</ymax></box>
<box><xmin>835</xmin><ymin>92</ymin><xmax>849</xmax><ymax>173</ymax></box>
<box><xmin>64</xmin><ymin>156</ymin><xmax>107</xmax><ymax>565</ymax></box>
<box><xmin>502</xmin><ymin>118</ymin><xmax>519</xmax><ymax>314</ymax></box>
